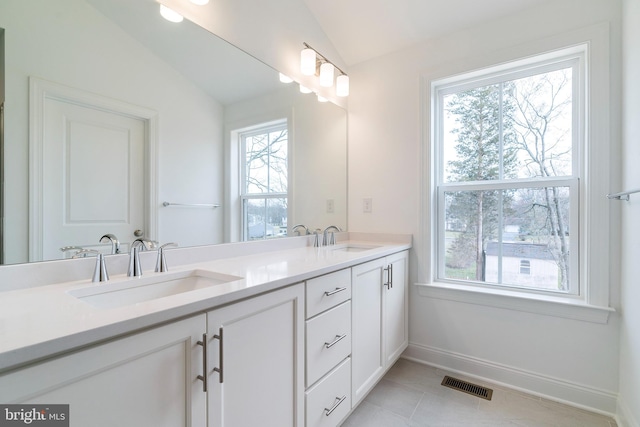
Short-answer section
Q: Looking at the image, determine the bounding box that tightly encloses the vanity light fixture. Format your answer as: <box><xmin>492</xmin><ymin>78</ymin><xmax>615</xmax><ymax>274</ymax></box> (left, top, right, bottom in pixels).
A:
<box><xmin>300</xmin><ymin>42</ymin><xmax>349</xmax><ymax>96</ymax></box>
<box><xmin>336</xmin><ymin>74</ymin><xmax>350</xmax><ymax>97</ymax></box>
<box><xmin>319</xmin><ymin>62</ymin><xmax>334</xmax><ymax>87</ymax></box>
<box><xmin>160</xmin><ymin>4</ymin><xmax>184</xmax><ymax>22</ymax></box>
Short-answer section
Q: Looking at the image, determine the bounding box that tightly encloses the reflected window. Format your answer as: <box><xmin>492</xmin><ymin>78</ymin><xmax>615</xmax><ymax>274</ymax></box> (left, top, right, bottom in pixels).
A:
<box><xmin>239</xmin><ymin>120</ymin><xmax>288</xmax><ymax>241</ymax></box>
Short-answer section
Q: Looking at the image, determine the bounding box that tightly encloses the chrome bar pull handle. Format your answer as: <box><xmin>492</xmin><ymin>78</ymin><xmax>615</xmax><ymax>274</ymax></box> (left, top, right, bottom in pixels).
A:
<box><xmin>383</xmin><ymin>266</ymin><xmax>391</xmax><ymax>289</ymax></box>
<box><xmin>324</xmin><ymin>395</ymin><xmax>347</xmax><ymax>416</ymax></box>
<box><xmin>196</xmin><ymin>333</ymin><xmax>208</xmax><ymax>392</ymax></box>
<box><xmin>389</xmin><ymin>263</ymin><xmax>394</xmax><ymax>289</ymax></box>
<box><xmin>324</xmin><ymin>334</ymin><xmax>347</xmax><ymax>349</ymax></box>
<box><xmin>324</xmin><ymin>287</ymin><xmax>347</xmax><ymax>296</ymax></box>
<box><xmin>213</xmin><ymin>328</ymin><xmax>223</xmax><ymax>383</ymax></box>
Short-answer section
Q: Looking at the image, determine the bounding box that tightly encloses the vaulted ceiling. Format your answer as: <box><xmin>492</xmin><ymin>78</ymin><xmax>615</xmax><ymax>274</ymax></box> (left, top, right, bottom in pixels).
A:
<box><xmin>302</xmin><ymin>0</ymin><xmax>557</xmax><ymax>66</ymax></box>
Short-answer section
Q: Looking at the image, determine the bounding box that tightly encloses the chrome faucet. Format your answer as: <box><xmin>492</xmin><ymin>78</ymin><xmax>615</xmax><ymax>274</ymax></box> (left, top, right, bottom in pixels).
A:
<box><xmin>133</xmin><ymin>238</ymin><xmax>158</xmax><ymax>250</ymax></box>
<box><xmin>72</xmin><ymin>249</ymin><xmax>109</xmax><ymax>282</ymax></box>
<box><xmin>128</xmin><ymin>240</ymin><xmax>144</xmax><ymax>277</ymax></box>
<box><xmin>292</xmin><ymin>224</ymin><xmax>310</xmax><ymax>236</ymax></box>
<box><xmin>155</xmin><ymin>242</ymin><xmax>178</xmax><ymax>273</ymax></box>
<box><xmin>100</xmin><ymin>233</ymin><xmax>121</xmax><ymax>254</ymax></box>
<box><xmin>322</xmin><ymin>226</ymin><xmax>341</xmax><ymax>246</ymax></box>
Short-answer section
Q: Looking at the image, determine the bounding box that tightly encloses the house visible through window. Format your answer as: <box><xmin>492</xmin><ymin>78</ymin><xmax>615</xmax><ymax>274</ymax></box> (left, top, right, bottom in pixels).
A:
<box><xmin>240</xmin><ymin>120</ymin><xmax>288</xmax><ymax>241</ymax></box>
<box><xmin>433</xmin><ymin>48</ymin><xmax>581</xmax><ymax>295</ymax></box>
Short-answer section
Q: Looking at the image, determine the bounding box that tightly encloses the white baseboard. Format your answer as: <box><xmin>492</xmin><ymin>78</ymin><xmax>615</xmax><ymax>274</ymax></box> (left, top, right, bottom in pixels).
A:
<box><xmin>617</xmin><ymin>398</ymin><xmax>640</xmax><ymax>427</ymax></box>
<box><xmin>403</xmin><ymin>343</ymin><xmax>618</xmax><ymax>416</ymax></box>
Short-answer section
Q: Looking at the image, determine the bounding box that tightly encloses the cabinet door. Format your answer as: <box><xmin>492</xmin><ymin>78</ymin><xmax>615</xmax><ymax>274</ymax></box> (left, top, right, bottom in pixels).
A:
<box><xmin>207</xmin><ymin>283</ymin><xmax>304</xmax><ymax>427</ymax></box>
<box><xmin>351</xmin><ymin>258</ymin><xmax>386</xmax><ymax>406</ymax></box>
<box><xmin>384</xmin><ymin>251</ymin><xmax>409</xmax><ymax>365</ymax></box>
<box><xmin>0</xmin><ymin>315</ymin><xmax>207</xmax><ymax>427</ymax></box>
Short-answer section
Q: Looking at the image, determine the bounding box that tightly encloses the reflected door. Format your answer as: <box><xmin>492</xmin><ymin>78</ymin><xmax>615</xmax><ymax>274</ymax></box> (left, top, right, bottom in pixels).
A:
<box><xmin>40</xmin><ymin>96</ymin><xmax>146</xmax><ymax>260</ymax></box>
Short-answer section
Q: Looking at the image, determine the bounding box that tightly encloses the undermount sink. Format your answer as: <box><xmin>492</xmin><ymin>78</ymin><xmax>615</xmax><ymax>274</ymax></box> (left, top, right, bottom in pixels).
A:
<box><xmin>330</xmin><ymin>244</ymin><xmax>381</xmax><ymax>253</ymax></box>
<box><xmin>68</xmin><ymin>270</ymin><xmax>242</xmax><ymax>309</ymax></box>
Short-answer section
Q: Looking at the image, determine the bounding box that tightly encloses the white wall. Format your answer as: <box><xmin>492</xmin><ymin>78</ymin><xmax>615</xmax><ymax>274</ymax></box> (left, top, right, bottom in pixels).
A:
<box><xmin>348</xmin><ymin>0</ymin><xmax>622</xmax><ymax>414</ymax></box>
<box><xmin>0</xmin><ymin>0</ymin><xmax>224</xmax><ymax>263</ymax></box>
<box><xmin>618</xmin><ymin>0</ymin><xmax>640</xmax><ymax>425</ymax></box>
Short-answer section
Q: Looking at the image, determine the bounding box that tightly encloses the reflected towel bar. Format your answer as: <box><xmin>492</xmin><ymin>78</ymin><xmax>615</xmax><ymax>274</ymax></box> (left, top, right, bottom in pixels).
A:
<box><xmin>606</xmin><ymin>189</ymin><xmax>640</xmax><ymax>201</ymax></box>
<box><xmin>162</xmin><ymin>202</ymin><xmax>221</xmax><ymax>208</ymax></box>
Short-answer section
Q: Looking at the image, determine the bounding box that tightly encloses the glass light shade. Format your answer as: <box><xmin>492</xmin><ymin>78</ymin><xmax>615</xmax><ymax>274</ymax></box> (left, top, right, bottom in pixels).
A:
<box><xmin>299</xmin><ymin>85</ymin><xmax>312</xmax><ymax>94</ymax></box>
<box><xmin>190</xmin><ymin>0</ymin><xmax>209</xmax><ymax>4</ymax></box>
<box><xmin>317</xmin><ymin>95</ymin><xmax>328</xmax><ymax>103</ymax></box>
<box><xmin>336</xmin><ymin>74</ymin><xmax>350</xmax><ymax>97</ymax></box>
<box><xmin>160</xmin><ymin>5</ymin><xmax>184</xmax><ymax>22</ymax></box>
<box><xmin>319</xmin><ymin>63</ymin><xmax>334</xmax><ymax>87</ymax></box>
<box><xmin>279</xmin><ymin>73</ymin><xmax>293</xmax><ymax>83</ymax></box>
<box><xmin>301</xmin><ymin>48</ymin><xmax>317</xmax><ymax>76</ymax></box>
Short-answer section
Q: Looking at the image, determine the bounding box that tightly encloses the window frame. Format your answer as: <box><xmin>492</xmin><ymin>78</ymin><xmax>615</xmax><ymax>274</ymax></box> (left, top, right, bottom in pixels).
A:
<box><xmin>419</xmin><ymin>24</ymin><xmax>615</xmax><ymax>323</ymax></box>
<box><xmin>237</xmin><ymin>119</ymin><xmax>289</xmax><ymax>242</ymax></box>
<box><xmin>433</xmin><ymin>53</ymin><xmax>582</xmax><ymax>296</ymax></box>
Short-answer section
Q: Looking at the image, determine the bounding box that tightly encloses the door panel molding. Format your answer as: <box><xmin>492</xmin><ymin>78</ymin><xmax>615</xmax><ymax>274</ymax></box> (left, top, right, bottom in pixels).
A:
<box><xmin>28</xmin><ymin>77</ymin><xmax>158</xmax><ymax>262</ymax></box>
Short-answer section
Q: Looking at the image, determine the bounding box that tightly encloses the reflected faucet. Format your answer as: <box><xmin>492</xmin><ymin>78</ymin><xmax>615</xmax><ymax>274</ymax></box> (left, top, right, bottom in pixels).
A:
<box><xmin>72</xmin><ymin>249</ymin><xmax>109</xmax><ymax>282</ymax></box>
<box><xmin>133</xmin><ymin>238</ymin><xmax>158</xmax><ymax>250</ymax></box>
<box><xmin>322</xmin><ymin>226</ymin><xmax>342</xmax><ymax>246</ymax></box>
<box><xmin>100</xmin><ymin>234</ymin><xmax>121</xmax><ymax>254</ymax></box>
<box><xmin>292</xmin><ymin>224</ymin><xmax>310</xmax><ymax>236</ymax></box>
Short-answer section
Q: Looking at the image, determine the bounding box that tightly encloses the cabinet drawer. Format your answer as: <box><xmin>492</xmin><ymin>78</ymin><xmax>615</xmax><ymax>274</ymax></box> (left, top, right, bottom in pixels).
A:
<box><xmin>306</xmin><ymin>358</ymin><xmax>351</xmax><ymax>427</ymax></box>
<box><xmin>306</xmin><ymin>301</ymin><xmax>351</xmax><ymax>387</ymax></box>
<box><xmin>306</xmin><ymin>269</ymin><xmax>351</xmax><ymax>318</ymax></box>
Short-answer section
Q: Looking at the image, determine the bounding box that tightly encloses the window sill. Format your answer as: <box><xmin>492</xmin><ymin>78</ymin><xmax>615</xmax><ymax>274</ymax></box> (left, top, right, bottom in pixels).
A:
<box><xmin>415</xmin><ymin>282</ymin><xmax>614</xmax><ymax>324</ymax></box>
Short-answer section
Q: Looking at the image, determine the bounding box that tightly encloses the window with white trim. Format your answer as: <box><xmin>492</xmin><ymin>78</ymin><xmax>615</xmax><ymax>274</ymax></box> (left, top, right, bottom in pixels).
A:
<box><xmin>239</xmin><ymin>120</ymin><xmax>288</xmax><ymax>241</ymax></box>
<box><xmin>433</xmin><ymin>48</ymin><xmax>583</xmax><ymax>295</ymax></box>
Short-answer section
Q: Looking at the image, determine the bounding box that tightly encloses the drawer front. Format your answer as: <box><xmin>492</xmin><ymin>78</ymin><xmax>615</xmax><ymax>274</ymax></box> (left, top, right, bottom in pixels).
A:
<box><xmin>306</xmin><ymin>358</ymin><xmax>352</xmax><ymax>427</ymax></box>
<box><xmin>306</xmin><ymin>269</ymin><xmax>351</xmax><ymax>319</ymax></box>
<box><xmin>306</xmin><ymin>301</ymin><xmax>351</xmax><ymax>387</ymax></box>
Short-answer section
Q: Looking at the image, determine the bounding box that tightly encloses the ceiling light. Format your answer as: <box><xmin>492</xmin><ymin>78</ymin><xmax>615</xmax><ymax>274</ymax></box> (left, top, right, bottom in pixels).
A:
<box><xmin>300</xmin><ymin>48</ymin><xmax>316</xmax><ymax>76</ymax></box>
<box><xmin>160</xmin><ymin>5</ymin><xmax>183</xmax><ymax>23</ymax></box>
<box><xmin>336</xmin><ymin>74</ymin><xmax>350</xmax><ymax>97</ymax></box>
<box><xmin>190</xmin><ymin>0</ymin><xmax>210</xmax><ymax>4</ymax></box>
<box><xmin>319</xmin><ymin>63</ymin><xmax>334</xmax><ymax>87</ymax></box>
<box><xmin>279</xmin><ymin>73</ymin><xmax>293</xmax><ymax>84</ymax></box>
<box><xmin>299</xmin><ymin>85</ymin><xmax>312</xmax><ymax>94</ymax></box>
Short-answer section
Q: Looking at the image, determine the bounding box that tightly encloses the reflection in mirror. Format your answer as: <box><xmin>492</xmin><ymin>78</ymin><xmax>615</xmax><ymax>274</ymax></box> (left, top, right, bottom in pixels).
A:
<box><xmin>0</xmin><ymin>0</ymin><xmax>346</xmax><ymax>265</ymax></box>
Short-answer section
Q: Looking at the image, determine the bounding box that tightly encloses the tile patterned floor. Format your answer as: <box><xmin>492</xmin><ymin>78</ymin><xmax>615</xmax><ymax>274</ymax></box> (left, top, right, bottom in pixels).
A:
<box><xmin>341</xmin><ymin>359</ymin><xmax>617</xmax><ymax>427</ymax></box>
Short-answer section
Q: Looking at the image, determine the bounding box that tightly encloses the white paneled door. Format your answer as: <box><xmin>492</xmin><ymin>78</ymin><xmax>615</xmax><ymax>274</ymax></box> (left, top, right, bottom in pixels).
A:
<box><xmin>40</xmin><ymin>93</ymin><xmax>146</xmax><ymax>259</ymax></box>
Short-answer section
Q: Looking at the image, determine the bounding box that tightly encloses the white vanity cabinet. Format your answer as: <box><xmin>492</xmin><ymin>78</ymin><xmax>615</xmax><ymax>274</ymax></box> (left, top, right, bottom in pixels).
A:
<box><xmin>351</xmin><ymin>250</ymin><xmax>409</xmax><ymax>406</ymax></box>
<box><xmin>206</xmin><ymin>283</ymin><xmax>305</xmax><ymax>427</ymax></box>
<box><xmin>304</xmin><ymin>269</ymin><xmax>352</xmax><ymax>427</ymax></box>
<box><xmin>0</xmin><ymin>315</ymin><xmax>207</xmax><ymax>427</ymax></box>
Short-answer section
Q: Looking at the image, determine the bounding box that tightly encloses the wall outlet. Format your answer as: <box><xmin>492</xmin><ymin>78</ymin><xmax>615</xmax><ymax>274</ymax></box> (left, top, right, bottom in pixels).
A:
<box><xmin>326</xmin><ymin>199</ymin><xmax>335</xmax><ymax>213</ymax></box>
<box><xmin>363</xmin><ymin>197</ymin><xmax>373</xmax><ymax>213</ymax></box>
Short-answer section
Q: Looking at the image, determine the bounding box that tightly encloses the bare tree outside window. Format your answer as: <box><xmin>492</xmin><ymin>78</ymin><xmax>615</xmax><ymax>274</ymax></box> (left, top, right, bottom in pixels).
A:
<box><xmin>440</xmin><ymin>65</ymin><xmax>575</xmax><ymax>292</ymax></box>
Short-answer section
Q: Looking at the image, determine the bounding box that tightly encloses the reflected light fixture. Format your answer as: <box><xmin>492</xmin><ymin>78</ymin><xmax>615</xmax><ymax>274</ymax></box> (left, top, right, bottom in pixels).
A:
<box><xmin>317</xmin><ymin>95</ymin><xmax>328</xmax><ymax>103</ymax></box>
<box><xmin>300</xmin><ymin>43</ymin><xmax>349</xmax><ymax>97</ymax></box>
<box><xmin>160</xmin><ymin>4</ymin><xmax>184</xmax><ymax>22</ymax></box>
<box><xmin>299</xmin><ymin>85</ymin><xmax>313</xmax><ymax>94</ymax></box>
<box><xmin>279</xmin><ymin>73</ymin><xmax>294</xmax><ymax>83</ymax></box>
<box><xmin>190</xmin><ymin>0</ymin><xmax>210</xmax><ymax>4</ymax></box>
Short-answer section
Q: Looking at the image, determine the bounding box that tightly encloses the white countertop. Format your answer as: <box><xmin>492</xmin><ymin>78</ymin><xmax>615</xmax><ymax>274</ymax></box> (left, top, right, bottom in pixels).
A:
<box><xmin>0</xmin><ymin>236</ymin><xmax>411</xmax><ymax>372</ymax></box>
